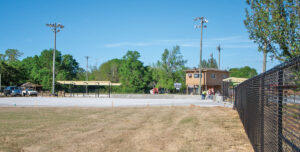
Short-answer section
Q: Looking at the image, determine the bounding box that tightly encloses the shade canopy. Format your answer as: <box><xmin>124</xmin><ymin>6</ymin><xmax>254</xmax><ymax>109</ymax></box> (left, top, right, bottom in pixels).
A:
<box><xmin>57</xmin><ymin>81</ymin><xmax>121</xmax><ymax>86</ymax></box>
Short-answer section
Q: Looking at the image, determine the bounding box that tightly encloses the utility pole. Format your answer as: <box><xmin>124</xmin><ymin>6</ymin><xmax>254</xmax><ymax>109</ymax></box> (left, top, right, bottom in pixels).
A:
<box><xmin>217</xmin><ymin>45</ymin><xmax>221</xmax><ymax>69</ymax></box>
<box><xmin>46</xmin><ymin>23</ymin><xmax>64</xmax><ymax>96</ymax></box>
<box><xmin>85</xmin><ymin>56</ymin><xmax>89</xmax><ymax>94</ymax></box>
<box><xmin>194</xmin><ymin>17</ymin><xmax>208</xmax><ymax>95</ymax></box>
<box><xmin>0</xmin><ymin>74</ymin><xmax>1</xmax><ymax>92</ymax></box>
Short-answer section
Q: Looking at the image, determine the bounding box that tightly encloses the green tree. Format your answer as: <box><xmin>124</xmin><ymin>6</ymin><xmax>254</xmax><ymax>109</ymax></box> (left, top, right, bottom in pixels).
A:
<box><xmin>229</xmin><ymin>66</ymin><xmax>258</xmax><ymax>78</ymax></box>
<box><xmin>5</xmin><ymin>49</ymin><xmax>23</xmax><ymax>62</ymax></box>
<box><xmin>119</xmin><ymin>51</ymin><xmax>149</xmax><ymax>93</ymax></box>
<box><xmin>23</xmin><ymin>49</ymin><xmax>79</xmax><ymax>90</ymax></box>
<box><xmin>270</xmin><ymin>0</ymin><xmax>299</xmax><ymax>60</ymax></box>
<box><xmin>245</xmin><ymin>0</ymin><xmax>273</xmax><ymax>72</ymax></box>
<box><xmin>154</xmin><ymin>46</ymin><xmax>187</xmax><ymax>92</ymax></box>
<box><xmin>56</xmin><ymin>54</ymin><xmax>79</xmax><ymax>81</ymax></box>
<box><xmin>245</xmin><ymin>0</ymin><xmax>299</xmax><ymax>62</ymax></box>
<box><xmin>0</xmin><ymin>61</ymin><xmax>24</xmax><ymax>86</ymax></box>
<box><xmin>93</xmin><ymin>59</ymin><xmax>122</xmax><ymax>82</ymax></box>
<box><xmin>0</xmin><ymin>53</ymin><xmax>5</xmax><ymax>61</ymax></box>
<box><xmin>200</xmin><ymin>53</ymin><xmax>218</xmax><ymax>69</ymax></box>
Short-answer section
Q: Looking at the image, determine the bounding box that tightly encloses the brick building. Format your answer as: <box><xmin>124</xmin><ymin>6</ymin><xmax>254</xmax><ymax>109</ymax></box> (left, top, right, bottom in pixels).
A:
<box><xmin>185</xmin><ymin>68</ymin><xmax>229</xmax><ymax>94</ymax></box>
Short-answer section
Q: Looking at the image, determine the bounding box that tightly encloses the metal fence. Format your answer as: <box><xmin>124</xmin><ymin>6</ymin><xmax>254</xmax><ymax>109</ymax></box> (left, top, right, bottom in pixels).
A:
<box><xmin>235</xmin><ymin>56</ymin><xmax>300</xmax><ymax>152</ymax></box>
<box><xmin>222</xmin><ymin>81</ymin><xmax>235</xmax><ymax>102</ymax></box>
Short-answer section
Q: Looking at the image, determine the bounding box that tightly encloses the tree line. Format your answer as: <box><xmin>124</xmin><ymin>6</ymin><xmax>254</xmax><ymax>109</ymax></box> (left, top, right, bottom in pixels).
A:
<box><xmin>0</xmin><ymin>46</ymin><xmax>188</xmax><ymax>93</ymax></box>
<box><xmin>1</xmin><ymin>46</ymin><xmax>260</xmax><ymax>93</ymax></box>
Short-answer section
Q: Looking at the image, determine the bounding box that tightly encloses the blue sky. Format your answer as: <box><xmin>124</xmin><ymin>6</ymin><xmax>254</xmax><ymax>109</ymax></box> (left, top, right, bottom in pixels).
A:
<box><xmin>0</xmin><ymin>0</ymin><xmax>280</xmax><ymax>73</ymax></box>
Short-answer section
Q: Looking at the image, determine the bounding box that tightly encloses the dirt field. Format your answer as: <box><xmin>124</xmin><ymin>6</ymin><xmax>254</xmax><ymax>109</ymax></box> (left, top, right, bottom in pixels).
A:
<box><xmin>0</xmin><ymin>106</ymin><xmax>253</xmax><ymax>152</ymax></box>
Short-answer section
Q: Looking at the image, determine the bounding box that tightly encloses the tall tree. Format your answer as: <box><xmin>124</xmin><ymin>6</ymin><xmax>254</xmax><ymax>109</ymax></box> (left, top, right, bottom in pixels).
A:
<box><xmin>56</xmin><ymin>54</ymin><xmax>79</xmax><ymax>81</ymax></box>
<box><xmin>155</xmin><ymin>46</ymin><xmax>187</xmax><ymax>92</ymax></box>
<box><xmin>119</xmin><ymin>51</ymin><xmax>149</xmax><ymax>93</ymax></box>
<box><xmin>0</xmin><ymin>61</ymin><xmax>24</xmax><ymax>86</ymax></box>
<box><xmin>270</xmin><ymin>0</ymin><xmax>299</xmax><ymax>60</ymax></box>
<box><xmin>207</xmin><ymin>53</ymin><xmax>218</xmax><ymax>69</ymax></box>
<box><xmin>93</xmin><ymin>59</ymin><xmax>122</xmax><ymax>82</ymax></box>
<box><xmin>200</xmin><ymin>53</ymin><xmax>218</xmax><ymax>69</ymax></box>
<box><xmin>245</xmin><ymin>0</ymin><xmax>272</xmax><ymax>72</ymax></box>
<box><xmin>245</xmin><ymin>0</ymin><xmax>299</xmax><ymax>63</ymax></box>
<box><xmin>5</xmin><ymin>49</ymin><xmax>23</xmax><ymax>62</ymax></box>
<box><xmin>25</xmin><ymin>49</ymin><xmax>79</xmax><ymax>90</ymax></box>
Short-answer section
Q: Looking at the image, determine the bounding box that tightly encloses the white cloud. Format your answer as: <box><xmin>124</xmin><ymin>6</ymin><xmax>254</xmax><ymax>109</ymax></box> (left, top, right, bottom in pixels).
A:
<box><xmin>103</xmin><ymin>35</ymin><xmax>256</xmax><ymax>49</ymax></box>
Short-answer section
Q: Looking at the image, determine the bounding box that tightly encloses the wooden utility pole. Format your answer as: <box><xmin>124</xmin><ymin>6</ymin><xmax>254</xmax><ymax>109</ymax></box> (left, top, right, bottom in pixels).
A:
<box><xmin>85</xmin><ymin>56</ymin><xmax>89</xmax><ymax>95</ymax></box>
<box><xmin>217</xmin><ymin>45</ymin><xmax>221</xmax><ymax>69</ymax></box>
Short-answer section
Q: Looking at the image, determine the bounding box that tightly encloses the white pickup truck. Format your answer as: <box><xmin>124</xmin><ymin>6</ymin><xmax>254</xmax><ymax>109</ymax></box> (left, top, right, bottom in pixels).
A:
<box><xmin>22</xmin><ymin>88</ymin><xmax>38</xmax><ymax>96</ymax></box>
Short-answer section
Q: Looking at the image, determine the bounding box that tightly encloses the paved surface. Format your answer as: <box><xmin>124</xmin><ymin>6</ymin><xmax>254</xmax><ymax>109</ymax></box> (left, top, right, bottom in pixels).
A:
<box><xmin>0</xmin><ymin>97</ymin><xmax>233</xmax><ymax>108</ymax></box>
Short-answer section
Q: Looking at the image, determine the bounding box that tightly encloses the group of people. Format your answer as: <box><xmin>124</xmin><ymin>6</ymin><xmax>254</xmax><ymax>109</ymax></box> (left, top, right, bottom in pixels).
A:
<box><xmin>201</xmin><ymin>88</ymin><xmax>215</xmax><ymax>100</ymax></box>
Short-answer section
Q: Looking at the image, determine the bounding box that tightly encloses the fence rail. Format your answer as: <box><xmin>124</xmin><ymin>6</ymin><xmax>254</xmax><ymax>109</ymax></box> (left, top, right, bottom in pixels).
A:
<box><xmin>235</xmin><ymin>56</ymin><xmax>300</xmax><ymax>152</ymax></box>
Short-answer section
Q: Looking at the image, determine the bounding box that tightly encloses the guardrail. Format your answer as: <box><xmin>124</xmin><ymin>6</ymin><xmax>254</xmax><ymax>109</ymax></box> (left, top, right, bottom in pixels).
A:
<box><xmin>235</xmin><ymin>56</ymin><xmax>300</xmax><ymax>152</ymax></box>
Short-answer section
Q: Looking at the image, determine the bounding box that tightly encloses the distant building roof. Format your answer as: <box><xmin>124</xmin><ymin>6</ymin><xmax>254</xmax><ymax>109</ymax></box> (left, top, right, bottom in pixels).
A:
<box><xmin>21</xmin><ymin>82</ymin><xmax>42</xmax><ymax>88</ymax></box>
<box><xmin>223</xmin><ymin>77</ymin><xmax>248</xmax><ymax>83</ymax></box>
<box><xmin>185</xmin><ymin>68</ymin><xmax>229</xmax><ymax>73</ymax></box>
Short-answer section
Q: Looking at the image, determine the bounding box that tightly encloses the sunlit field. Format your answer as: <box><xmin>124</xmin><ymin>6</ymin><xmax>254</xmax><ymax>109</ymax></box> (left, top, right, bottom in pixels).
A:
<box><xmin>0</xmin><ymin>106</ymin><xmax>252</xmax><ymax>152</ymax></box>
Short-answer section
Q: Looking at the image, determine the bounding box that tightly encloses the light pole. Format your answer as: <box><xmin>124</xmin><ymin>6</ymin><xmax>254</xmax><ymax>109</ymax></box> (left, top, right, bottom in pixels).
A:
<box><xmin>46</xmin><ymin>23</ymin><xmax>64</xmax><ymax>95</ymax></box>
<box><xmin>194</xmin><ymin>17</ymin><xmax>208</xmax><ymax>95</ymax></box>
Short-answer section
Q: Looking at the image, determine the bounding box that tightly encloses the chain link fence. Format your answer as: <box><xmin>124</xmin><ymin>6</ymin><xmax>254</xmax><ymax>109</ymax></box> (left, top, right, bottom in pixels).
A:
<box><xmin>235</xmin><ymin>56</ymin><xmax>300</xmax><ymax>152</ymax></box>
<box><xmin>222</xmin><ymin>81</ymin><xmax>235</xmax><ymax>103</ymax></box>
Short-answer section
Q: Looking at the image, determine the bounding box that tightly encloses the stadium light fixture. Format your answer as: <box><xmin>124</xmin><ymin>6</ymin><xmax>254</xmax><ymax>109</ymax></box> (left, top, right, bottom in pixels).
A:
<box><xmin>194</xmin><ymin>17</ymin><xmax>208</xmax><ymax>95</ymax></box>
<box><xmin>46</xmin><ymin>23</ymin><xmax>64</xmax><ymax>96</ymax></box>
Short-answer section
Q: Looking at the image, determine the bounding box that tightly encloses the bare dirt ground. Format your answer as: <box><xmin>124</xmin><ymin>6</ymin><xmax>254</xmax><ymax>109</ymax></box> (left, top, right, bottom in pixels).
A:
<box><xmin>0</xmin><ymin>106</ymin><xmax>253</xmax><ymax>152</ymax></box>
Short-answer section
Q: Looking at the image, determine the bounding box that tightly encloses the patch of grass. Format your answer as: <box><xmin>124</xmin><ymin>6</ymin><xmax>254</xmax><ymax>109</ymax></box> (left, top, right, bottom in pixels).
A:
<box><xmin>179</xmin><ymin>116</ymin><xmax>198</xmax><ymax>126</ymax></box>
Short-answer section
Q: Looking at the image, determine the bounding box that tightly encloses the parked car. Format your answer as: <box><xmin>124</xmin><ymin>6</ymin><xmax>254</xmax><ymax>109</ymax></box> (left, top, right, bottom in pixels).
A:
<box><xmin>4</xmin><ymin>86</ymin><xmax>22</xmax><ymax>96</ymax></box>
<box><xmin>22</xmin><ymin>88</ymin><xmax>38</xmax><ymax>96</ymax></box>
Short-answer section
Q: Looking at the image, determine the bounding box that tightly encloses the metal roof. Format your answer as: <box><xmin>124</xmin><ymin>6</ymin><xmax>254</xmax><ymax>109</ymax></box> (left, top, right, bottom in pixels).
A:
<box><xmin>222</xmin><ymin>77</ymin><xmax>248</xmax><ymax>83</ymax></box>
<box><xmin>57</xmin><ymin>81</ymin><xmax>121</xmax><ymax>86</ymax></box>
<box><xmin>184</xmin><ymin>68</ymin><xmax>229</xmax><ymax>73</ymax></box>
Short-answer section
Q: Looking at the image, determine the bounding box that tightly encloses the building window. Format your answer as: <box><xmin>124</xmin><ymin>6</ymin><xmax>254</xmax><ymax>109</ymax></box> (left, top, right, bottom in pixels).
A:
<box><xmin>211</xmin><ymin>73</ymin><xmax>216</xmax><ymax>79</ymax></box>
<box><xmin>194</xmin><ymin>73</ymin><xmax>202</xmax><ymax>78</ymax></box>
<box><xmin>223</xmin><ymin>74</ymin><xmax>227</xmax><ymax>79</ymax></box>
<box><xmin>188</xmin><ymin>73</ymin><xmax>192</xmax><ymax>78</ymax></box>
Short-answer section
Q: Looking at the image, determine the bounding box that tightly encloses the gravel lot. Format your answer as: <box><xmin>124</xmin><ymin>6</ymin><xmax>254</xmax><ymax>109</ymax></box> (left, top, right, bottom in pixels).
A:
<box><xmin>0</xmin><ymin>97</ymin><xmax>233</xmax><ymax>108</ymax></box>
